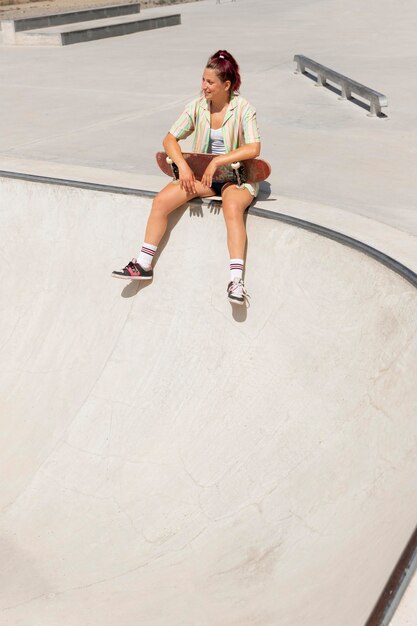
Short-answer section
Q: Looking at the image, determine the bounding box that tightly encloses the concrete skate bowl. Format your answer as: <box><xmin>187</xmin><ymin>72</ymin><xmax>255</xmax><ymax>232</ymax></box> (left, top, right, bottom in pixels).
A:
<box><xmin>0</xmin><ymin>173</ymin><xmax>416</xmax><ymax>626</ymax></box>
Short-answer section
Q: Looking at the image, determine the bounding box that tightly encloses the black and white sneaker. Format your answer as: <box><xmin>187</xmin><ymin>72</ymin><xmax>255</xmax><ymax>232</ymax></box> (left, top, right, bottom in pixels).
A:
<box><xmin>112</xmin><ymin>259</ymin><xmax>153</xmax><ymax>281</ymax></box>
<box><xmin>227</xmin><ymin>277</ymin><xmax>250</xmax><ymax>306</ymax></box>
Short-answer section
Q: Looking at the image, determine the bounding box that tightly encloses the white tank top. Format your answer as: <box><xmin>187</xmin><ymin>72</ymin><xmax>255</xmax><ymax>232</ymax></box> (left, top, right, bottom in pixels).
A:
<box><xmin>209</xmin><ymin>127</ymin><xmax>226</xmax><ymax>155</ymax></box>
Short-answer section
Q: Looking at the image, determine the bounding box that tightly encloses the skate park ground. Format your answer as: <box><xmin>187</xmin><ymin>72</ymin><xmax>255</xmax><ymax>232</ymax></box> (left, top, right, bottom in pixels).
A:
<box><xmin>0</xmin><ymin>0</ymin><xmax>417</xmax><ymax>625</ymax></box>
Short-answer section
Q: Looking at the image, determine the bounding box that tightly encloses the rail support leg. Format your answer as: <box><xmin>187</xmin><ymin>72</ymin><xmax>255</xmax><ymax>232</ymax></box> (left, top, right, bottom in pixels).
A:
<box><xmin>339</xmin><ymin>84</ymin><xmax>352</xmax><ymax>100</ymax></box>
<box><xmin>368</xmin><ymin>99</ymin><xmax>381</xmax><ymax>117</ymax></box>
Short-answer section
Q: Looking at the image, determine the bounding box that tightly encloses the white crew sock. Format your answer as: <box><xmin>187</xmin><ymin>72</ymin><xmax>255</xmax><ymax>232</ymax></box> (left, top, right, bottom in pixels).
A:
<box><xmin>137</xmin><ymin>243</ymin><xmax>157</xmax><ymax>268</ymax></box>
<box><xmin>230</xmin><ymin>258</ymin><xmax>244</xmax><ymax>281</ymax></box>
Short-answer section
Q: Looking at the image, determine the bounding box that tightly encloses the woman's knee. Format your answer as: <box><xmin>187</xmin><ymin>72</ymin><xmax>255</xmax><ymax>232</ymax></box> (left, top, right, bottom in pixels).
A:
<box><xmin>151</xmin><ymin>194</ymin><xmax>173</xmax><ymax>217</ymax></box>
<box><xmin>222</xmin><ymin>202</ymin><xmax>247</xmax><ymax>222</ymax></box>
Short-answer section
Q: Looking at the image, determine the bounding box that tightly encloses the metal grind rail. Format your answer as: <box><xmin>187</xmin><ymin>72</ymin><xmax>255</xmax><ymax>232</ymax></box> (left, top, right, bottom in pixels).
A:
<box><xmin>293</xmin><ymin>54</ymin><xmax>388</xmax><ymax>117</ymax></box>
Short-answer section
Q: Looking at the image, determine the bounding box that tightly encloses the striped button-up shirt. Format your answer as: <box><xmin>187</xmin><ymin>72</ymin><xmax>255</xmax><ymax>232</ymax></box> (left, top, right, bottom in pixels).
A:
<box><xmin>169</xmin><ymin>93</ymin><xmax>261</xmax><ymax>153</ymax></box>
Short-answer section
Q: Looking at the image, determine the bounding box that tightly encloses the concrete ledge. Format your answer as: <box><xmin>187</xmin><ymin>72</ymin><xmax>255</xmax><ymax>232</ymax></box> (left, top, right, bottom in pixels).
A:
<box><xmin>62</xmin><ymin>13</ymin><xmax>180</xmax><ymax>45</ymax></box>
<box><xmin>7</xmin><ymin>12</ymin><xmax>181</xmax><ymax>45</ymax></box>
<box><xmin>0</xmin><ymin>159</ymin><xmax>416</xmax><ymax>287</ymax></box>
<box><xmin>367</xmin><ymin>526</ymin><xmax>417</xmax><ymax>626</ymax></box>
<box><xmin>3</xmin><ymin>3</ymin><xmax>140</xmax><ymax>33</ymax></box>
<box><xmin>249</xmin><ymin>206</ymin><xmax>417</xmax><ymax>288</ymax></box>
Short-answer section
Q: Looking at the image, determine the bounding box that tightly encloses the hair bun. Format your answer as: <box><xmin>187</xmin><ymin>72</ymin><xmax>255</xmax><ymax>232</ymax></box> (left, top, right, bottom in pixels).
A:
<box><xmin>206</xmin><ymin>50</ymin><xmax>241</xmax><ymax>94</ymax></box>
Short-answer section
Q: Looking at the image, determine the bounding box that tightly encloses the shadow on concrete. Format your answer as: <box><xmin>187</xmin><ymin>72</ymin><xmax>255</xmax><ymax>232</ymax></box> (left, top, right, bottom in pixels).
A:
<box><xmin>258</xmin><ymin>181</ymin><xmax>272</xmax><ymax>201</ymax></box>
<box><xmin>302</xmin><ymin>69</ymin><xmax>388</xmax><ymax>118</ymax></box>
<box><xmin>120</xmin><ymin>204</ymin><xmax>189</xmax><ymax>299</ymax></box>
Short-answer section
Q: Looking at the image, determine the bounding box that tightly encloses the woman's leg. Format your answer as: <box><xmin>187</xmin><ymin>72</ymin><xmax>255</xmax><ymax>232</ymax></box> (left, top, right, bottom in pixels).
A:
<box><xmin>221</xmin><ymin>184</ymin><xmax>254</xmax><ymax>304</ymax></box>
<box><xmin>144</xmin><ymin>181</ymin><xmax>215</xmax><ymax>246</ymax></box>
<box><xmin>112</xmin><ymin>180</ymin><xmax>215</xmax><ymax>280</ymax></box>
<box><xmin>221</xmin><ymin>184</ymin><xmax>253</xmax><ymax>258</ymax></box>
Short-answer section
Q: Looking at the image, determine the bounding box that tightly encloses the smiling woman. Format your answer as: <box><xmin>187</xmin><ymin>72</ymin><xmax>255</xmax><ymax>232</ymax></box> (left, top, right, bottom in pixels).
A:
<box><xmin>112</xmin><ymin>50</ymin><xmax>262</xmax><ymax>306</ymax></box>
<box><xmin>204</xmin><ymin>51</ymin><xmax>241</xmax><ymax>96</ymax></box>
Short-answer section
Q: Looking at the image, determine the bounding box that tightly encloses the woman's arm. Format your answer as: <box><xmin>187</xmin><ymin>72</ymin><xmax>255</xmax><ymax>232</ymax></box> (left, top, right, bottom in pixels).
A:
<box><xmin>214</xmin><ymin>142</ymin><xmax>261</xmax><ymax>165</ymax></box>
<box><xmin>163</xmin><ymin>132</ymin><xmax>197</xmax><ymax>195</ymax></box>
<box><xmin>201</xmin><ymin>142</ymin><xmax>261</xmax><ymax>189</ymax></box>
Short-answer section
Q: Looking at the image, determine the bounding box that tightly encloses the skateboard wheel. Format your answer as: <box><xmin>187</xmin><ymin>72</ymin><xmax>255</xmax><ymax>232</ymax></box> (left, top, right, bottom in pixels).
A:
<box><xmin>231</xmin><ymin>161</ymin><xmax>241</xmax><ymax>170</ymax></box>
<box><xmin>166</xmin><ymin>157</ymin><xmax>173</xmax><ymax>164</ymax></box>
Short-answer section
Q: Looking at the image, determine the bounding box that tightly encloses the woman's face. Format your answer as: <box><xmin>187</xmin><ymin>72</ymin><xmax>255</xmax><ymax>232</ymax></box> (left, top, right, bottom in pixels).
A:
<box><xmin>202</xmin><ymin>68</ymin><xmax>231</xmax><ymax>101</ymax></box>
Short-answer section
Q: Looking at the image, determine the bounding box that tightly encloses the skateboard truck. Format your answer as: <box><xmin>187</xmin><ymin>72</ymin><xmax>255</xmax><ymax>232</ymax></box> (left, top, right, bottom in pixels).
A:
<box><xmin>166</xmin><ymin>156</ymin><xmax>179</xmax><ymax>182</ymax></box>
<box><xmin>231</xmin><ymin>161</ymin><xmax>246</xmax><ymax>188</ymax></box>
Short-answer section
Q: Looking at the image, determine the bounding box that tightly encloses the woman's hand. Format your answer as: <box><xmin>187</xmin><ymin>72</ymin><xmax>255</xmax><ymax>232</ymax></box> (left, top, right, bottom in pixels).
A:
<box><xmin>201</xmin><ymin>158</ymin><xmax>220</xmax><ymax>190</ymax></box>
<box><xmin>178</xmin><ymin>162</ymin><xmax>197</xmax><ymax>195</ymax></box>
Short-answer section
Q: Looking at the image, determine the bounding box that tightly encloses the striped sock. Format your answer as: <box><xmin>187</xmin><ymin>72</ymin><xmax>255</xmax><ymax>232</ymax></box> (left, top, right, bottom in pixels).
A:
<box><xmin>138</xmin><ymin>242</ymin><xmax>157</xmax><ymax>268</ymax></box>
<box><xmin>230</xmin><ymin>258</ymin><xmax>244</xmax><ymax>281</ymax></box>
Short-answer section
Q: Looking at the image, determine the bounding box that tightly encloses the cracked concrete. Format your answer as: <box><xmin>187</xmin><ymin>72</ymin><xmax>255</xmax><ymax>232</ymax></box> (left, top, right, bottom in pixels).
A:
<box><xmin>0</xmin><ymin>0</ymin><xmax>417</xmax><ymax>622</ymax></box>
<box><xmin>0</xmin><ymin>176</ymin><xmax>416</xmax><ymax>625</ymax></box>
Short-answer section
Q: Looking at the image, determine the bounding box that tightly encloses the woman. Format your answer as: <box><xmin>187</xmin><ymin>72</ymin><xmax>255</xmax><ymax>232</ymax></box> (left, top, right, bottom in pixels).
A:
<box><xmin>112</xmin><ymin>50</ymin><xmax>261</xmax><ymax>305</ymax></box>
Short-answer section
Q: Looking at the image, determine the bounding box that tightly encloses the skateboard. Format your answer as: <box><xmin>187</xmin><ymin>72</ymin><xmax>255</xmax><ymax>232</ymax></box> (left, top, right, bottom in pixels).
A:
<box><xmin>156</xmin><ymin>152</ymin><xmax>271</xmax><ymax>188</ymax></box>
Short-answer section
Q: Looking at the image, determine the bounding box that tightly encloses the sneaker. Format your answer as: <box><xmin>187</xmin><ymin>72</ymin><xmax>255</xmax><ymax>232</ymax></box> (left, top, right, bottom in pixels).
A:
<box><xmin>227</xmin><ymin>277</ymin><xmax>250</xmax><ymax>306</ymax></box>
<box><xmin>112</xmin><ymin>259</ymin><xmax>153</xmax><ymax>281</ymax></box>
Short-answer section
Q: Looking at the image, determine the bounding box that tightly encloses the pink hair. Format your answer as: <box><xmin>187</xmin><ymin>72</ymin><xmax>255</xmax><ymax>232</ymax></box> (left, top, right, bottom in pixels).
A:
<box><xmin>206</xmin><ymin>50</ymin><xmax>241</xmax><ymax>94</ymax></box>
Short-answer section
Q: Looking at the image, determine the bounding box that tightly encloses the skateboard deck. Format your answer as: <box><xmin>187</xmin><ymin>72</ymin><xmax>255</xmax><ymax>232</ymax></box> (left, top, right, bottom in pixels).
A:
<box><xmin>156</xmin><ymin>152</ymin><xmax>271</xmax><ymax>186</ymax></box>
